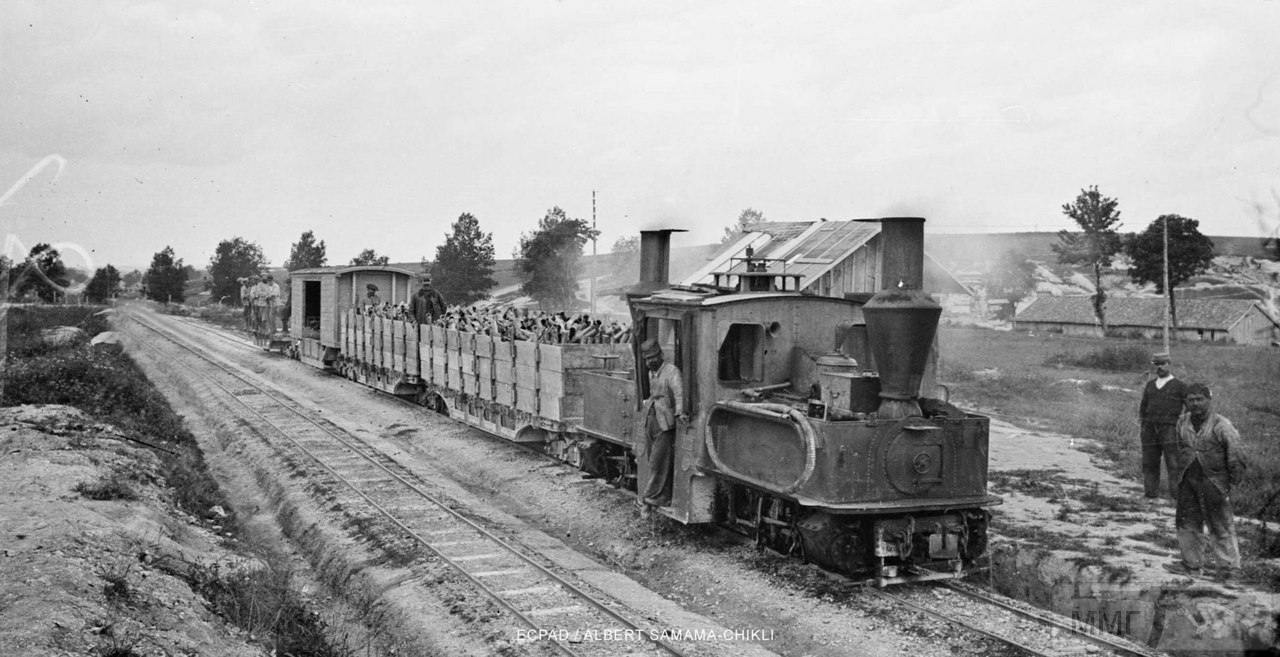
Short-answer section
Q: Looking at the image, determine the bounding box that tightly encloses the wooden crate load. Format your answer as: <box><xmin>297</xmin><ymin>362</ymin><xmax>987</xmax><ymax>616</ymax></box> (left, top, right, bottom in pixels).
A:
<box><xmin>419</xmin><ymin>326</ymin><xmax>635</xmax><ymax>423</ymax></box>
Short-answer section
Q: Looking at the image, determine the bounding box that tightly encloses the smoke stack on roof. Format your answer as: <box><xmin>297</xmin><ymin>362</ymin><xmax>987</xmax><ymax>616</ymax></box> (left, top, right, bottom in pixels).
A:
<box><xmin>633</xmin><ymin>229</ymin><xmax>686</xmax><ymax>296</ymax></box>
<box><xmin>879</xmin><ymin>217</ymin><xmax>925</xmax><ymax>290</ymax></box>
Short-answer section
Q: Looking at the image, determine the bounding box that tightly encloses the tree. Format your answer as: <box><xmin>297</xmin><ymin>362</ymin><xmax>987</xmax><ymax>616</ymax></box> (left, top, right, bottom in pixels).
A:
<box><xmin>0</xmin><ymin>255</ymin><xmax>11</xmax><ymax>299</ymax></box>
<box><xmin>430</xmin><ymin>213</ymin><xmax>496</xmax><ymax>306</ymax></box>
<box><xmin>721</xmin><ymin>208</ymin><xmax>767</xmax><ymax>244</ymax></box>
<box><xmin>208</xmin><ymin>237</ymin><xmax>268</xmax><ymax>305</ymax></box>
<box><xmin>144</xmin><ymin>246</ymin><xmax>187</xmax><ymax>303</ymax></box>
<box><xmin>122</xmin><ymin>269</ymin><xmax>142</xmax><ymax>287</ymax></box>
<box><xmin>285</xmin><ymin>230</ymin><xmax>327</xmax><ymax>271</ymax></box>
<box><xmin>1125</xmin><ymin>214</ymin><xmax>1215</xmax><ymax>327</ymax></box>
<box><xmin>984</xmin><ymin>250</ymin><xmax>1037</xmax><ymax>306</ymax></box>
<box><xmin>611</xmin><ymin>234</ymin><xmax>641</xmax><ymax>282</ymax></box>
<box><xmin>84</xmin><ymin>265</ymin><xmax>122</xmax><ymax>303</ymax></box>
<box><xmin>517</xmin><ymin>207</ymin><xmax>599</xmax><ymax>309</ymax></box>
<box><xmin>11</xmin><ymin>243</ymin><xmax>70</xmax><ymax>302</ymax></box>
<box><xmin>350</xmin><ymin>248</ymin><xmax>389</xmax><ymax>266</ymax></box>
<box><xmin>1052</xmin><ymin>186</ymin><xmax>1123</xmax><ymax>331</ymax></box>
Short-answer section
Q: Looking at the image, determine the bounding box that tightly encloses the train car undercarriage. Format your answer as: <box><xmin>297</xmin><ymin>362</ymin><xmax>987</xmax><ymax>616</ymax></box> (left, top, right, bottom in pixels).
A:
<box><xmin>716</xmin><ymin>481</ymin><xmax>989</xmax><ymax>586</ymax></box>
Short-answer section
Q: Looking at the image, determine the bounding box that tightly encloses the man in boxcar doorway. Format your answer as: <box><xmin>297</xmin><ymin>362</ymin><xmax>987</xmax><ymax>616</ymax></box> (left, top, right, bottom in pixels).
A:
<box><xmin>639</xmin><ymin>339</ymin><xmax>687</xmax><ymax>517</ymax></box>
<box><xmin>1139</xmin><ymin>351</ymin><xmax>1187</xmax><ymax>499</ymax></box>
<box><xmin>410</xmin><ymin>274</ymin><xmax>447</xmax><ymax>325</ymax></box>
<box><xmin>1164</xmin><ymin>383</ymin><xmax>1248</xmax><ymax>579</ymax></box>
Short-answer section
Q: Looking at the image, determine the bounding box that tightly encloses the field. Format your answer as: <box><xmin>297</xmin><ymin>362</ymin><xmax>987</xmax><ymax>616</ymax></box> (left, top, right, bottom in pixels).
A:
<box><xmin>938</xmin><ymin>326</ymin><xmax>1280</xmax><ymax>521</ymax></box>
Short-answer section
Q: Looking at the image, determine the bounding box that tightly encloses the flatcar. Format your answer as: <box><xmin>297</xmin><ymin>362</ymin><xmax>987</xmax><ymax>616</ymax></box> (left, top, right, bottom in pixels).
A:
<box><xmin>285</xmin><ymin>217</ymin><xmax>999</xmax><ymax>585</ymax></box>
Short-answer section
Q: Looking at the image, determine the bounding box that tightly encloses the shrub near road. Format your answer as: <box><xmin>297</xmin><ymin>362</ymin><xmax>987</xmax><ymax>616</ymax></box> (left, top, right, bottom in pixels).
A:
<box><xmin>939</xmin><ymin>326</ymin><xmax>1280</xmax><ymax>523</ymax></box>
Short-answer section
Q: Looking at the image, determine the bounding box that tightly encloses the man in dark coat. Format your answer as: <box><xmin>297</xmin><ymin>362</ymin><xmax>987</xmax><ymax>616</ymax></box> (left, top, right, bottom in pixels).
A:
<box><xmin>1139</xmin><ymin>351</ymin><xmax>1187</xmax><ymax>498</ymax></box>
<box><xmin>1165</xmin><ymin>383</ymin><xmax>1247</xmax><ymax>578</ymax></box>
<box><xmin>409</xmin><ymin>274</ymin><xmax>447</xmax><ymax>325</ymax></box>
<box><xmin>638</xmin><ymin>339</ymin><xmax>687</xmax><ymax>517</ymax></box>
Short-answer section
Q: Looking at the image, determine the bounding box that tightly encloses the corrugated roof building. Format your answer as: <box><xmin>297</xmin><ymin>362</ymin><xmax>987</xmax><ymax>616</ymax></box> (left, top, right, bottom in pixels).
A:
<box><xmin>1013</xmin><ymin>296</ymin><xmax>1280</xmax><ymax>345</ymax></box>
<box><xmin>679</xmin><ymin>219</ymin><xmax>972</xmax><ymax>300</ymax></box>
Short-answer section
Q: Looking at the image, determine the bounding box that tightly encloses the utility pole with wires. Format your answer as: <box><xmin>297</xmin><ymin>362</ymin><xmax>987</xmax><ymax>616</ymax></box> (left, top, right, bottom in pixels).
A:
<box><xmin>590</xmin><ymin>190</ymin><xmax>597</xmax><ymax>315</ymax></box>
<box><xmin>1162</xmin><ymin>214</ymin><xmax>1171</xmax><ymax>354</ymax></box>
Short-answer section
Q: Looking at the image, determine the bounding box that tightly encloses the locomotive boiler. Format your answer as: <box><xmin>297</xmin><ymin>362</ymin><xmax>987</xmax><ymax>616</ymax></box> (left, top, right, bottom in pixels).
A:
<box><xmin>286</xmin><ymin>216</ymin><xmax>999</xmax><ymax>585</ymax></box>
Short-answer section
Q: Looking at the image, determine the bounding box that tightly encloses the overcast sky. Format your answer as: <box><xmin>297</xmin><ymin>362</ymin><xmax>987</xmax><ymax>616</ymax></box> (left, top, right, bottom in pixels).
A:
<box><xmin>3</xmin><ymin>1</ymin><xmax>1279</xmax><ymax>274</ymax></box>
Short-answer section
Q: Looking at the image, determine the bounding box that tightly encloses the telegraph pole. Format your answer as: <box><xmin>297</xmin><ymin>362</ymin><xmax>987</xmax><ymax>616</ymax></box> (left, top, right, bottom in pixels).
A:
<box><xmin>590</xmin><ymin>190</ymin><xmax>597</xmax><ymax>315</ymax></box>
<box><xmin>1162</xmin><ymin>214</ymin><xmax>1170</xmax><ymax>353</ymax></box>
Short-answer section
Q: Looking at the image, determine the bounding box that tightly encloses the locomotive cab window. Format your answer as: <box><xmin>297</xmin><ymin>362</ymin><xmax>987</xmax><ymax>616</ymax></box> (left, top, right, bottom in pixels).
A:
<box><xmin>718</xmin><ymin>323</ymin><xmax>764</xmax><ymax>382</ymax></box>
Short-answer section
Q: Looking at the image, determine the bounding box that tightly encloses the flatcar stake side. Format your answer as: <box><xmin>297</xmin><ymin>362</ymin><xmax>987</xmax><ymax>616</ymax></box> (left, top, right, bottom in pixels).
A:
<box><xmin>269</xmin><ymin>216</ymin><xmax>1001</xmax><ymax>585</ymax></box>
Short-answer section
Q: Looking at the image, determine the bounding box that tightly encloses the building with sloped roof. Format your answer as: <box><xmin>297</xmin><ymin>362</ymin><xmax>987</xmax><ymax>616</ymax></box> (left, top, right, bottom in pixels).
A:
<box><xmin>1013</xmin><ymin>296</ymin><xmax>1280</xmax><ymax>345</ymax></box>
<box><xmin>679</xmin><ymin>219</ymin><xmax>972</xmax><ymax>303</ymax></box>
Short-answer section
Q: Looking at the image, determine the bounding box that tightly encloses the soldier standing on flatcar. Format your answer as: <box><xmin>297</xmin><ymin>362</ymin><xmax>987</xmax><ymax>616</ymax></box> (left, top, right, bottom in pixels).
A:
<box><xmin>410</xmin><ymin>274</ymin><xmax>447</xmax><ymax>324</ymax></box>
<box><xmin>1165</xmin><ymin>383</ymin><xmax>1248</xmax><ymax>579</ymax></box>
<box><xmin>1139</xmin><ymin>351</ymin><xmax>1187</xmax><ymax>499</ymax></box>
<box><xmin>638</xmin><ymin>339</ymin><xmax>687</xmax><ymax>517</ymax></box>
<box><xmin>262</xmin><ymin>274</ymin><xmax>281</xmax><ymax>332</ymax></box>
<box><xmin>238</xmin><ymin>277</ymin><xmax>252</xmax><ymax>329</ymax></box>
<box><xmin>249</xmin><ymin>274</ymin><xmax>272</xmax><ymax>333</ymax></box>
<box><xmin>364</xmin><ymin>283</ymin><xmax>382</xmax><ymax>311</ymax></box>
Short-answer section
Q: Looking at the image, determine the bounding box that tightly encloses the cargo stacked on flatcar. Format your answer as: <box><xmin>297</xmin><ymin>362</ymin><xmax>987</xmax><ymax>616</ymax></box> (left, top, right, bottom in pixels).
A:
<box><xmin>285</xmin><ymin>217</ymin><xmax>999</xmax><ymax>585</ymax></box>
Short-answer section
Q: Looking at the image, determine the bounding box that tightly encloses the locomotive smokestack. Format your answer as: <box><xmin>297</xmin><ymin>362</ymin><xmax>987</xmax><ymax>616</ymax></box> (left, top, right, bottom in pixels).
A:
<box><xmin>879</xmin><ymin>217</ymin><xmax>925</xmax><ymax>290</ymax></box>
<box><xmin>634</xmin><ymin>229</ymin><xmax>685</xmax><ymax>295</ymax></box>
<box><xmin>863</xmin><ymin>216</ymin><xmax>938</xmax><ymax>419</ymax></box>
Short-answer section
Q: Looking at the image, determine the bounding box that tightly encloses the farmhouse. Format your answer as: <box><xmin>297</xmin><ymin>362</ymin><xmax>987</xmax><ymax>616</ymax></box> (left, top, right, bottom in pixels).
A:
<box><xmin>1013</xmin><ymin>296</ymin><xmax>1280</xmax><ymax>345</ymax></box>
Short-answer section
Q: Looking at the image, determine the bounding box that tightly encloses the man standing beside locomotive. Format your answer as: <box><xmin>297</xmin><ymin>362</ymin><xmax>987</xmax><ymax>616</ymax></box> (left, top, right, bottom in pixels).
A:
<box><xmin>1139</xmin><ymin>351</ymin><xmax>1187</xmax><ymax>499</ymax></box>
<box><xmin>639</xmin><ymin>339</ymin><xmax>688</xmax><ymax>517</ymax></box>
<box><xmin>409</xmin><ymin>274</ymin><xmax>447</xmax><ymax>325</ymax></box>
<box><xmin>1165</xmin><ymin>383</ymin><xmax>1247</xmax><ymax>579</ymax></box>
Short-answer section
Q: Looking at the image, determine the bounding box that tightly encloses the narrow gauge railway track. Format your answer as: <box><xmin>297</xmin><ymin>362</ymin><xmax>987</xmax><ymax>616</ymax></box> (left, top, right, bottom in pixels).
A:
<box><xmin>127</xmin><ymin>311</ymin><xmax>696</xmax><ymax>657</ymax></box>
<box><xmin>937</xmin><ymin>579</ymin><xmax>1167</xmax><ymax>657</ymax></box>
<box><xmin>143</xmin><ymin>312</ymin><xmax>1171</xmax><ymax>657</ymax></box>
<box><xmin>852</xmin><ymin>573</ymin><xmax>1168</xmax><ymax>657</ymax></box>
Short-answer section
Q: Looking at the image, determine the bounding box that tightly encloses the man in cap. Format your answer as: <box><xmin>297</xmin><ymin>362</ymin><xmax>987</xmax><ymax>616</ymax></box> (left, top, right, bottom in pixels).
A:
<box><xmin>262</xmin><ymin>274</ymin><xmax>281</xmax><ymax>332</ymax></box>
<box><xmin>638</xmin><ymin>339</ymin><xmax>687</xmax><ymax>516</ymax></box>
<box><xmin>1138</xmin><ymin>351</ymin><xmax>1187</xmax><ymax>499</ymax></box>
<box><xmin>1165</xmin><ymin>383</ymin><xmax>1248</xmax><ymax>579</ymax></box>
<box><xmin>238</xmin><ymin>277</ymin><xmax>252</xmax><ymax>329</ymax></box>
<box><xmin>364</xmin><ymin>283</ymin><xmax>382</xmax><ymax>310</ymax></box>
<box><xmin>409</xmin><ymin>273</ymin><xmax>447</xmax><ymax>325</ymax></box>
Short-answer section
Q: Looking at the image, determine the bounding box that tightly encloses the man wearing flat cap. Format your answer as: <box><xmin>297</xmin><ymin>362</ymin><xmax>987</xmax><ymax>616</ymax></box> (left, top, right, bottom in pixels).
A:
<box><xmin>1165</xmin><ymin>383</ymin><xmax>1248</xmax><ymax>578</ymax></box>
<box><xmin>1139</xmin><ymin>351</ymin><xmax>1187</xmax><ymax>499</ymax></box>
<box><xmin>410</xmin><ymin>273</ymin><xmax>447</xmax><ymax>325</ymax></box>
<box><xmin>363</xmin><ymin>283</ymin><xmax>382</xmax><ymax>310</ymax></box>
<box><xmin>638</xmin><ymin>339</ymin><xmax>687</xmax><ymax>515</ymax></box>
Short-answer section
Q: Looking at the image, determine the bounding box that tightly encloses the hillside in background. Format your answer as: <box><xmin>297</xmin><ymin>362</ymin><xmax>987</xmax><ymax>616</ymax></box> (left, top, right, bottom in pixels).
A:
<box><xmin>924</xmin><ymin>232</ymin><xmax>1276</xmax><ymax>273</ymax></box>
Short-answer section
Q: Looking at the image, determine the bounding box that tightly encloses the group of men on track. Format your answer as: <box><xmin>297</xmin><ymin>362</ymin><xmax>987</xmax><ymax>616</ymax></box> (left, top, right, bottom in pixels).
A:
<box><xmin>239</xmin><ymin>273</ymin><xmax>283</xmax><ymax>334</ymax></box>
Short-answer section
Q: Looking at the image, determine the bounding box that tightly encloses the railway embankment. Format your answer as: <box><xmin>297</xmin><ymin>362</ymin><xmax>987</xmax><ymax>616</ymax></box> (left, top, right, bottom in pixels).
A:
<box><xmin>0</xmin><ymin>305</ymin><xmax>350</xmax><ymax>656</ymax></box>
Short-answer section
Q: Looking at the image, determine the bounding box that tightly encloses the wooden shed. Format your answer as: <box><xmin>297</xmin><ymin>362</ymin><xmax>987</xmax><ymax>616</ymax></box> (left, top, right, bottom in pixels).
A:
<box><xmin>288</xmin><ymin>265</ymin><xmax>418</xmax><ymax>367</ymax></box>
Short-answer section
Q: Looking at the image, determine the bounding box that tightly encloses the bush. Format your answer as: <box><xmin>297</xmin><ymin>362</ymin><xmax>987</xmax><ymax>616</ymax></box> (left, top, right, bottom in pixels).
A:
<box><xmin>176</xmin><ymin>560</ymin><xmax>345</xmax><ymax>657</ymax></box>
<box><xmin>4</xmin><ymin>305</ymin><xmax>110</xmax><ymax>357</ymax></box>
<box><xmin>76</xmin><ymin>472</ymin><xmax>140</xmax><ymax>501</ymax></box>
<box><xmin>1044</xmin><ymin>345</ymin><xmax>1150</xmax><ymax>372</ymax></box>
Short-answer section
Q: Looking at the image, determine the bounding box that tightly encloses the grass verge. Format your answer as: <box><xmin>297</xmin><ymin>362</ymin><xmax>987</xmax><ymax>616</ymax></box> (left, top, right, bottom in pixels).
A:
<box><xmin>940</xmin><ymin>326</ymin><xmax>1280</xmax><ymax>523</ymax></box>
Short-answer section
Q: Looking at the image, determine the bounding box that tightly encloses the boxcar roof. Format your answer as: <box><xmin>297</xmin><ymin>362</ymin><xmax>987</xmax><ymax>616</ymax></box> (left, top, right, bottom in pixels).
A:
<box><xmin>290</xmin><ymin>264</ymin><xmax>420</xmax><ymax>277</ymax></box>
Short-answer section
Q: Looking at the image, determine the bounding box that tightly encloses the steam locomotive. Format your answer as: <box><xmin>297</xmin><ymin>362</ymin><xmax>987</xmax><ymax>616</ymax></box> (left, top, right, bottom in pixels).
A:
<box><xmin>277</xmin><ymin>217</ymin><xmax>999</xmax><ymax>585</ymax></box>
